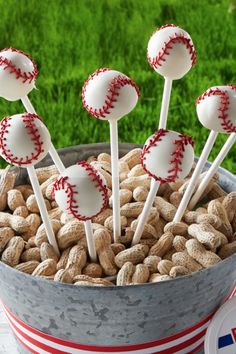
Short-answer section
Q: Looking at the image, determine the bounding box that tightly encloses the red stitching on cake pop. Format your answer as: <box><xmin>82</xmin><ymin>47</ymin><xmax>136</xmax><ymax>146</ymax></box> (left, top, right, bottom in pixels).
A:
<box><xmin>52</xmin><ymin>176</ymin><xmax>81</xmax><ymax>218</ymax></box>
<box><xmin>196</xmin><ymin>87</ymin><xmax>236</xmax><ymax>133</ymax></box>
<box><xmin>52</xmin><ymin>162</ymin><xmax>108</xmax><ymax>221</ymax></box>
<box><xmin>82</xmin><ymin>68</ymin><xmax>141</xmax><ymax>119</ymax></box>
<box><xmin>141</xmin><ymin>129</ymin><xmax>194</xmax><ymax>183</ymax></box>
<box><xmin>0</xmin><ymin>113</ymin><xmax>44</xmax><ymax>166</ymax></box>
<box><xmin>141</xmin><ymin>129</ymin><xmax>168</xmax><ymax>183</ymax></box>
<box><xmin>79</xmin><ymin>161</ymin><xmax>109</xmax><ymax>212</ymax></box>
<box><xmin>147</xmin><ymin>25</ymin><xmax>196</xmax><ymax>70</ymax></box>
<box><xmin>0</xmin><ymin>48</ymin><xmax>38</xmax><ymax>84</ymax></box>
<box><xmin>167</xmin><ymin>134</ymin><xmax>194</xmax><ymax>182</ymax></box>
<box><xmin>159</xmin><ymin>24</ymin><xmax>177</xmax><ymax>31</ymax></box>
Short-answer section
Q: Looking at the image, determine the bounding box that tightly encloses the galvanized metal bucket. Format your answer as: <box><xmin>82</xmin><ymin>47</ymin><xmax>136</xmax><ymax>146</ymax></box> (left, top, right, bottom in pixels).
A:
<box><xmin>0</xmin><ymin>143</ymin><xmax>235</xmax><ymax>354</ymax></box>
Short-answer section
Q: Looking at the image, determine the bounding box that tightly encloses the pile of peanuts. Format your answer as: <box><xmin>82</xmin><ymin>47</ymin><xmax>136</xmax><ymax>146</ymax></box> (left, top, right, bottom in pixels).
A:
<box><xmin>0</xmin><ymin>148</ymin><xmax>236</xmax><ymax>286</ymax></box>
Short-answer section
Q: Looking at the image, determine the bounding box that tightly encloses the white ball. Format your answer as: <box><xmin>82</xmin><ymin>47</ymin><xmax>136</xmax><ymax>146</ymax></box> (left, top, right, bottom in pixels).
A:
<box><xmin>0</xmin><ymin>113</ymin><xmax>51</xmax><ymax>167</ymax></box>
<box><xmin>82</xmin><ymin>68</ymin><xmax>140</xmax><ymax>121</ymax></box>
<box><xmin>53</xmin><ymin>163</ymin><xmax>109</xmax><ymax>221</ymax></box>
<box><xmin>0</xmin><ymin>48</ymin><xmax>38</xmax><ymax>101</ymax></box>
<box><xmin>142</xmin><ymin>129</ymin><xmax>194</xmax><ymax>183</ymax></box>
<box><xmin>147</xmin><ymin>24</ymin><xmax>196</xmax><ymax>80</ymax></box>
<box><xmin>196</xmin><ymin>85</ymin><xmax>236</xmax><ymax>133</ymax></box>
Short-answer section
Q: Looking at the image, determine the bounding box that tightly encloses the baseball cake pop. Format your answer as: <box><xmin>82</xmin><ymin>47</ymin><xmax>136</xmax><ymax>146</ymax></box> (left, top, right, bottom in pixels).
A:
<box><xmin>142</xmin><ymin>129</ymin><xmax>194</xmax><ymax>183</ymax></box>
<box><xmin>147</xmin><ymin>24</ymin><xmax>196</xmax><ymax>80</ymax></box>
<box><xmin>82</xmin><ymin>68</ymin><xmax>140</xmax><ymax>121</ymax></box>
<box><xmin>0</xmin><ymin>113</ymin><xmax>51</xmax><ymax>166</ymax></box>
<box><xmin>174</xmin><ymin>85</ymin><xmax>236</xmax><ymax>222</ymax></box>
<box><xmin>132</xmin><ymin>129</ymin><xmax>194</xmax><ymax>245</ymax></box>
<box><xmin>82</xmin><ymin>68</ymin><xmax>140</xmax><ymax>242</ymax></box>
<box><xmin>196</xmin><ymin>85</ymin><xmax>236</xmax><ymax>133</ymax></box>
<box><xmin>0</xmin><ymin>47</ymin><xmax>65</xmax><ymax>173</ymax></box>
<box><xmin>0</xmin><ymin>113</ymin><xmax>59</xmax><ymax>254</ymax></box>
<box><xmin>53</xmin><ymin>161</ymin><xmax>109</xmax><ymax>262</ymax></box>
<box><xmin>147</xmin><ymin>24</ymin><xmax>196</xmax><ymax>130</ymax></box>
<box><xmin>0</xmin><ymin>48</ymin><xmax>37</xmax><ymax>101</ymax></box>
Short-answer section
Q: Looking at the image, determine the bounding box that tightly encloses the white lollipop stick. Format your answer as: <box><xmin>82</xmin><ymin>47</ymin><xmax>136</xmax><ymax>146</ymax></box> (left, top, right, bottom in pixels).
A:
<box><xmin>27</xmin><ymin>166</ymin><xmax>60</xmax><ymax>255</ymax></box>
<box><xmin>189</xmin><ymin>132</ymin><xmax>236</xmax><ymax>209</ymax></box>
<box><xmin>132</xmin><ymin>181</ymin><xmax>160</xmax><ymax>246</ymax></box>
<box><xmin>174</xmin><ymin>130</ymin><xmax>218</xmax><ymax>222</ymax></box>
<box><xmin>109</xmin><ymin>120</ymin><xmax>121</xmax><ymax>242</ymax></box>
<box><xmin>132</xmin><ymin>130</ymin><xmax>194</xmax><ymax>245</ymax></box>
<box><xmin>84</xmin><ymin>220</ymin><xmax>97</xmax><ymax>262</ymax></box>
<box><xmin>21</xmin><ymin>95</ymin><xmax>65</xmax><ymax>174</ymax></box>
<box><xmin>159</xmin><ymin>78</ymin><xmax>173</xmax><ymax>130</ymax></box>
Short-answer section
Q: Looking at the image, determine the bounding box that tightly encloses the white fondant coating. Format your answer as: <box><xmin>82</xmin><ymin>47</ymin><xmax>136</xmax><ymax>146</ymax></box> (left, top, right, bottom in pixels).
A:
<box><xmin>0</xmin><ymin>114</ymin><xmax>51</xmax><ymax>167</ymax></box>
<box><xmin>54</xmin><ymin>164</ymin><xmax>107</xmax><ymax>220</ymax></box>
<box><xmin>147</xmin><ymin>25</ymin><xmax>194</xmax><ymax>79</ymax></box>
<box><xmin>196</xmin><ymin>85</ymin><xmax>236</xmax><ymax>133</ymax></box>
<box><xmin>0</xmin><ymin>49</ymin><xmax>36</xmax><ymax>101</ymax></box>
<box><xmin>83</xmin><ymin>69</ymin><xmax>139</xmax><ymax>120</ymax></box>
<box><xmin>143</xmin><ymin>130</ymin><xmax>194</xmax><ymax>180</ymax></box>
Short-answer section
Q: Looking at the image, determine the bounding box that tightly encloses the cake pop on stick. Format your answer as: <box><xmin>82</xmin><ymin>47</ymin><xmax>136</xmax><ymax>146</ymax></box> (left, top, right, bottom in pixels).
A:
<box><xmin>189</xmin><ymin>132</ymin><xmax>236</xmax><ymax>209</ymax></box>
<box><xmin>53</xmin><ymin>162</ymin><xmax>109</xmax><ymax>262</ymax></box>
<box><xmin>0</xmin><ymin>48</ymin><xmax>65</xmax><ymax>174</ymax></box>
<box><xmin>82</xmin><ymin>68</ymin><xmax>140</xmax><ymax>242</ymax></box>
<box><xmin>174</xmin><ymin>85</ymin><xmax>236</xmax><ymax>222</ymax></box>
<box><xmin>147</xmin><ymin>24</ymin><xmax>196</xmax><ymax>130</ymax></box>
<box><xmin>132</xmin><ymin>129</ymin><xmax>194</xmax><ymax>246</ymax></box>
<box><xmin>0</xmin><ymin>113</ymin><xmax>60</xmax><ymax>255</ymax></box>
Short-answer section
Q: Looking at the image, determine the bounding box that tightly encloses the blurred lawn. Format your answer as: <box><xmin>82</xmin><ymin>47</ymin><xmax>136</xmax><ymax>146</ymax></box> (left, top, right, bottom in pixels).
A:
<box><xmin>0</xmin><ymin>0</ymin><xmax>236</xmax><ymax>173</ymax></box>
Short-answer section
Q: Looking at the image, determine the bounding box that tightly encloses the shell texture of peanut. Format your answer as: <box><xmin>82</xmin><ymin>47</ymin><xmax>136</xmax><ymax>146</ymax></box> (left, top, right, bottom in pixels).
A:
<box><xmin>0</xmin><ymin>148</ymin><xmax>235</xmax><ymax>287</ymax></box>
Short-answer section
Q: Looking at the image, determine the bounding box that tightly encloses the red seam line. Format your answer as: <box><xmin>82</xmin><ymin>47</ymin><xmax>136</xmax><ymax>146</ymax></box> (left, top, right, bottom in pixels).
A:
<box><xmin>167</xmin><ymin>134</ymin><xmax>194</xmax><ymax>183</ymax></box>
<box><xmin>141</xmin><ymin>130</ymin><xmax>194</xmax><ymax>184</ymax></box>
<box><xmin>141</xmin><ymin>128</ymin><xmax>168</xmax><ymax>183</ymax></box>
<box><xmin>196</xmin><ymin>87</ymin><xmax>236</xmax><ymax>133</ymax></box>
<box><xmin>159</xmin><ymin>24</ymin><xmax>177</xmax><ymax>31</ymax></box>
<box><xmin>52</xmin><ymin>162</ymin><xmax>108</xmax><ymax>221</ymax></box>
<box><xmin>82</xmin><ymin>68</ymin><xmax>140</xmax><ymax>119</ymax></box>
<box><xmin>3</xmin><ymin>302</ymin><xmax>213</xmax><ymax>352</ymax></box>
<box><xmin>0</xmin><ymin>113</ymin><xmax>44</xmax><ymax>166</ymax></box>
<box><xmin>147</xmin><ymin>30</ymin><xmax>196</xmax><ymax>70</ymax></box>
<box><xmin>0</xmin><ymin>47</ymin><xmax>38</xmax><ymax>83</ymax></box>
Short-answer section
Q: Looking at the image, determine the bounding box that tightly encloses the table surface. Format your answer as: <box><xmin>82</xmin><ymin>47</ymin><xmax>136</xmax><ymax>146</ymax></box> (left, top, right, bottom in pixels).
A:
<box><xmin>0</xmin><ymin>304</ymin><xmax>20</xmax><ymax>354</ymax></box>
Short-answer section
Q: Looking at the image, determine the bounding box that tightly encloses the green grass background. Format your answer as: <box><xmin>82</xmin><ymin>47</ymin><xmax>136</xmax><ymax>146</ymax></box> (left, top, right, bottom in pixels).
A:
<box><xmin>0</xmin><ymin>0</ymin><xmax>236</xmax><ymax>173</ymax></box>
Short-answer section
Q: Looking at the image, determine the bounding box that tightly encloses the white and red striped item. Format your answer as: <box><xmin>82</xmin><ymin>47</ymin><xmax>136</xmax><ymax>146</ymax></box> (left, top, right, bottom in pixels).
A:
<box><xmin>2</xmin><ymin>286</ymin><xmax>236</xmax><ymax>354</ymax></box>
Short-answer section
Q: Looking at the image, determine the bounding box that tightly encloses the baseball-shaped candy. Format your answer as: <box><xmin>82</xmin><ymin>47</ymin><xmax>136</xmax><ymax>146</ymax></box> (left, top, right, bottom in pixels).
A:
<box><xmin>141</xmin><ymin>129</ymin><xmax>194</xmax><ymax>183</ymax></box>
<box><xmin>0</xmin><ymin>48</ymin><xmax>38</xmax><ymax>101</ymax></box>
<box><xmin>0</xmin><ymin>113</ymin><xmax>51</xmax><ymax>167</ymax></box>
<box><xmin>53</xmin><ymin>162</ymin><xmax>108</xmax><ymax>221</ymax></box>
<box><xmin>147</xmin><ymin>24</ymin><xmax>196</xmax><ymax>80</ymax></box>
<box><xmin>82</xmin><ymin>68</ymin><xmax>140</xmax><ymax>120</ymax></box>
<box><xmin>196</xmin><ymin>85</ymin><xmax>236</xmax><ymax>133</ymax></box>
